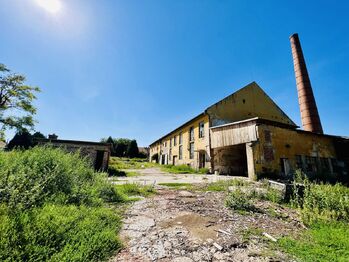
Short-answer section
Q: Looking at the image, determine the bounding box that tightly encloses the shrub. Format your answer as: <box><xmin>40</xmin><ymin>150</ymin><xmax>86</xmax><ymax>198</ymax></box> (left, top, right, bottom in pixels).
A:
<box><xmin>225</xmin><ymin>189</ymin><xmax>253</xmax><ymax>212</ymax></box>
<box><xmin>0</xmin><ymin>204</ymin><xmax>122</xmax><ymax>262</ymax></box>
<box><xmin>0</xmin><ymin>147</ymin><xmax>125</xmax><ymax>261</ymax></box>
<box><xmin>0</xmin><ymin>147</ymin><xmax>123</xmax><ymax>210</ymax></box>
<box><xmin>298</xmin><ymin>182</ymin><xmax>349</xmax><ymax>224</ymax></box>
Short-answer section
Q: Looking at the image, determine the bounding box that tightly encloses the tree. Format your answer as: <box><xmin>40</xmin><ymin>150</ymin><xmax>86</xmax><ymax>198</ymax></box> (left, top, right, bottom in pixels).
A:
<box><xmin>0</xmin><ymin>64</ymin><xmax>41</xmax><ymax>139</ymax></box>
<box><xmin>114</xmin><ymin>138</ymin><xmax>131</xmax><ymax>157</ymax></box>
<box><xmin>7</xmin><ymin>131</ymin><xmax>46</xmax><ymax>150</ymax></box>
<box><xmin>7</xmin><ymin>131</ymin><xmax>33</xmax><ymax>150</ymax></box>
<box><xmin>126</xmin><ymin>139</ymin><xmax>139</xmax><ymax>158</ymax></box>
<box><xmin>105</xmin><ymin>136</ymin><xmax>116</xmax><ymax>156</ymax></box>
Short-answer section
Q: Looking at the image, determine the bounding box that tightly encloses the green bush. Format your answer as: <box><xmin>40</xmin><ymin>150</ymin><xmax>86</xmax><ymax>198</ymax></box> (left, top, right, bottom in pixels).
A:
<box><xmin>0</xmin><ymin>147</ymin><xmax>125</xmax><ymax>261</ymax></box>
<box><xmin>0</xmin><ymin>147</ymin><xmax>123</xmax><ymax>210</ymax></box>
<box><xmin>0</xmin><ymin>204</ymin><xmax>121</xmax><ymax>262</ymax></box>
<box><xmin>225</xmin><ymin>189</ymin><xmax>253</xmax><ymax>212</ymax></box>
<box><xmin>293</xmin><ymin>182</ymin><xmax>349</xmax><ymax>224</ymax></box>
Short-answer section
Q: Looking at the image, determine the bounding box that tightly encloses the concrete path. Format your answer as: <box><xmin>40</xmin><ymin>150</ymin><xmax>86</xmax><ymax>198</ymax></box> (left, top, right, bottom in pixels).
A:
<box><xmin>109</xmin><ymin>167</ymin><xmax>247</xmax><ymax>185</ymax></box>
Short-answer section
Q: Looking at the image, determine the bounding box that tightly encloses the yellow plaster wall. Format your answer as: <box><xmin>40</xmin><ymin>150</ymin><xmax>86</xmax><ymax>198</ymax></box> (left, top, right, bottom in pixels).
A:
<box><xmin>206</xmin><ymin>82</ymin><xmax>296</xmax><ymax>127</ymax></box>
<box><xmin>149</xmin><ymin>114</ymin><xmax>211</xmax><ymax>169</ymax></box>
<box><xmin>253</xmin><ymin>124</ymin><xmax>337</xmax><ymax>175</ymax></box>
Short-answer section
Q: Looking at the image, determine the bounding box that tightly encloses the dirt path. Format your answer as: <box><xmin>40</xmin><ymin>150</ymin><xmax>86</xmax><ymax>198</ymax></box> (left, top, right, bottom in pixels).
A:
<box><xmin>110</xmin><ymin>167</ymin><xmax>245</xmax><ymax>185</ymax></box>
<box><xmin>111</xmin><ymin>187</ymin><xmax>303</xmax><ymax>262</ymax></box>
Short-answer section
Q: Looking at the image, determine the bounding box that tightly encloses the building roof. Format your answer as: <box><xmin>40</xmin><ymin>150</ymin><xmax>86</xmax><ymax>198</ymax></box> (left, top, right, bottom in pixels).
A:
<box><xmin>149</xmin><ymin>81</ymin><xmax>296</xmax><ymax>146</ymax></box>
<box><xmin>36</xmin><ymin>138</ymin><xmax>112</xmax><ymax>148</ymax></box>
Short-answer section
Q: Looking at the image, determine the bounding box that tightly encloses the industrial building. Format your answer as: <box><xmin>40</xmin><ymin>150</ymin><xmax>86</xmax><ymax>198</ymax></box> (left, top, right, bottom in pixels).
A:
<box><xmin>149</xmin><ymin>34</ymin><xmax>349</xmax><ymax>181</ymax></box>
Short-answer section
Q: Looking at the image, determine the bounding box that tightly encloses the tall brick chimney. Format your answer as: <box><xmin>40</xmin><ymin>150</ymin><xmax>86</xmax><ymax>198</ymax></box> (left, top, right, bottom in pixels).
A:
<box><xmin>290</xmin><ymin>33</ymin><xmax>323</xmax><ymax>134</ymax></box>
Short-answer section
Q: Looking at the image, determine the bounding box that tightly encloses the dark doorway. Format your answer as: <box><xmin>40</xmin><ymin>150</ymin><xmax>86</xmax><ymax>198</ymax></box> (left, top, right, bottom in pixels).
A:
<box><xmin>213</xmin><ymin>144</ymin><xmax>248</xmax><ymax>176</ymax></box>
<box><xmin>199</xmin><ymin>152</ymin><xmax>206</xmax><ymax>168</ymax></box>
<box><xmin>95</xmin><ymin>150</ymin><xmax>105</xmax><ymax>170</ymax></box>
<box><xmin>173</xmin><ymin>156</ymin><xmax>177</xmax><ymax>165</ymax></box>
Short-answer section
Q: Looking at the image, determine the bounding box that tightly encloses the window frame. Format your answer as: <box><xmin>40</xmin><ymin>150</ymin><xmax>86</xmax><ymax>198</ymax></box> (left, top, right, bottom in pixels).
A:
<box><xmin>199</xmin><ymin>122</ymin><xmax>205</xmax><ymax>138</ymax></box>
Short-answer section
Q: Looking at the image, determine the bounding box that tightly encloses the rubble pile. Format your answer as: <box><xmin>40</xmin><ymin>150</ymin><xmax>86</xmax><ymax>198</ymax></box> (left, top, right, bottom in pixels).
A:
<box><xmin>113</xmin><ymin>188</ymin><xmax>303</xmax><ymax>262</ymax></box>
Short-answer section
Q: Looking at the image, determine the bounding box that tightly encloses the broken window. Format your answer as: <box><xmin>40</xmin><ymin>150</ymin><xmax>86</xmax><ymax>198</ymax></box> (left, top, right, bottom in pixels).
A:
<box><xmin>179</xmin><ymin>145</ymin><xmax>183</xmax><ymax>160</ymax></box>
<box><xmin>295</xmin><ymin>155</ymin><xmax>303</xmax><ymax>170</ymax></box>
<box><xmin>189</xmin><ymin>142</ymin><xmax>194</xmax><ymax>159</ymax></box>
<box><xmin>189</xmin><ymin>127</ymin><xmax>194</xmax><ymax>142</ymax></box>
<box><xmin>199</xmin><ymin>122</ymin><xmax>205</xmax><ymax>138</ymax></box>
<box><xmin>305</xmin><ymin>156</ymin><xmax>317</xmax><ymax>172</ymax></box>
<box><xmin>170</xmin><ymin>138</ymin><xmax>172</xmax><ymax>148</ymax></box>
<box><xmin>174</xmin><ymin>136</ymin><xmax>177</xmax><ymax>146</ymax></box>
<box><xmin>320</xmin><ymin>158</ymin><xmax>330</xmax><ymax>172</ymax></box>
<box><xmin>179</xmin><ymin>133</ymin><xmax>182</xmax><ymax>145</ymax></box>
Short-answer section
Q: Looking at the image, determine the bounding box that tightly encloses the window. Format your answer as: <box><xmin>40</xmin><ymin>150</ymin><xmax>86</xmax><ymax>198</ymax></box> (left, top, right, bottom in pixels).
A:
<box><xmin>295</xmin><ymin>155</ymin><xmax>303</xmax><ymax>169</ymax></box>
<box><xmin>179</xmin><ymin>145</ymin><xmax>183</xmax><ymax>160</ymax></box>
<box><xmin>189</xmin><ymin>142</ymin><xmax>194</xmax><ymax>159</ymax></box>
<box><xmin>189</xmin><ymin>127</ymin><xmax>194</xmax><ymax>141</ymax></box>
<box><xmin>179</xmin><ymin>132</ymin><xmax>182</xmax><ymax>145</ymax></box>
<box><xmin>169</xmin><ymin>148</ymin><xmax>172</xmax><ymax>160</ymax></box>
<box><xmin>170</xmin><ymin>138</ymin><xmax>172</xmax><ymax>148</ymax></box>
<box><xmin>174</xmin><ymin>136</ymin><xmax>177</xmax><ymax>146</ymax></box>
<box><xmin>199</xmin><ymin>122</ymin><xmax>205</xmax><ymax>138</ymax></box>
<box><xmin>320</xmin><ymin>158</ymin><xmax>330</xmax><ymax>172</ymax></box>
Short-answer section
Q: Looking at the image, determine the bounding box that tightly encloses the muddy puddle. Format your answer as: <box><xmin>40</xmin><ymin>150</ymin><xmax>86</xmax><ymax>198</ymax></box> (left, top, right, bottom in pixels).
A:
<box><xmin>159</xmin><ymin>213</ymin><xmax>223</xmax><ymax>242</ymax></box>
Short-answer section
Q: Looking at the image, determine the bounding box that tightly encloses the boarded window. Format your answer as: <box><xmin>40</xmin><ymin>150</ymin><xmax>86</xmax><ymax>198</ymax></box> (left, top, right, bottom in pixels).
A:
<box><xmin>263</xmin><ymin>146</ymin><xmax>274</xmax><ymax>161</ymax></box>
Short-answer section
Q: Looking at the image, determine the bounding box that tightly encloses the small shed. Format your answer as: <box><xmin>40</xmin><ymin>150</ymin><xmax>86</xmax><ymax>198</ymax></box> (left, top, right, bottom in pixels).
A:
<box><xmin>36</xmin><ymin>138</ymin><xmax>111</xmax><ymax>171</ymax></box>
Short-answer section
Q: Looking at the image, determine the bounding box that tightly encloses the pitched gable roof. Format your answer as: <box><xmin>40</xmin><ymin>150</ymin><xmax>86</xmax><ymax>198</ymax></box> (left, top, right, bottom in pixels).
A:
<box><xmin>205</xmin><ymin>82</ymin><xmax>297</xmax><ymax>127</ymax></box>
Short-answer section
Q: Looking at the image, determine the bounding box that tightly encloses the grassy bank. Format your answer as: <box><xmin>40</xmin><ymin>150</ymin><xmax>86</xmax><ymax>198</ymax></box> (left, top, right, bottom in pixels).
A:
<box><xmin>0</xmin><ymin>147</ymin><xmax>153</xmax><ymax>261</ymax></box>
<box><xmin>161</xmin><ymin>164</ymin><xmax>209</xmax><ymax>174</ymax></box>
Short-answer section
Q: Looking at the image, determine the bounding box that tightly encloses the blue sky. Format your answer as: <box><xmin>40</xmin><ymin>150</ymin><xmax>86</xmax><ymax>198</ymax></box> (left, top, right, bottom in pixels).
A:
<box><xmin>0</xmin><ymin>0</ymin><xmax>348</xmax><ymax>146</ymax></box>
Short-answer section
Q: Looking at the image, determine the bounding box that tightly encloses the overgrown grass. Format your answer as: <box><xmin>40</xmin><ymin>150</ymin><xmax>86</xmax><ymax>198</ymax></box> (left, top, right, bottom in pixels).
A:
<box><xmin>203</xmin><ymin>179</ymin><xmax>250</xmax><ymax>192</ymax></box>
<box><xmin>277</xmin><ymin>174</ymin><xmax>349</xmax><ymax>261</ymax></box>
<box><xmin>225</xmin><ymin>189</ymin><xmax>254</xmax><ymax>212</ymax></box>
<box><xmin>115</xmin><ymin>183</ymin><xmax>156</xmax><ymax>198</ymax></box>
<box><xmin>161</xmin><ymin>164</ymin><xmax>209</xmax><ymax>174</ymax></box>
<box><xmin>158</xmin><ymin>182</ymin><xmax>193</xmax><ymax>189</ymax></box>
<box><xmin>278</xmin><ymin>222</ymin><xmax>349</xmax><ymax>262</ymax></box>
<box><xmin>0</xmin><ymin>147</ymin><xmax>125</xmax><ymax>261</ymax></box>
<box><xmin>109</xmin><ymin>157</ymin><xmax>157</xmax><ymax>170</ymax></box>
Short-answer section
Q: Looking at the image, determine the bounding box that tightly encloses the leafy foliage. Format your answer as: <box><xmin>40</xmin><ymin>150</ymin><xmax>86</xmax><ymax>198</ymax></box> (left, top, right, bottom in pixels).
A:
<box><xmin>290</xmin><ymin>177</ymin><xmax>349</xmax><ymax>225</ymax></box>
<box><xmin>0</xmin><ymin>147</ymin><xmax>125</xmax><ymax>261</ymax></box>
<box><xmin>0</xmin><ymin>204</ymin><xmax>121</xmax><ymax>262</ymax></box>
<box><xmin>225</xmin><ymin>189</ymin><xmax>254</xmax><ymax>211</ymax></box>
<box><xmin>6</xmin><ymin>130</ymin><xmax>46</xmax><ymax>150</ymax></box>
<box><xmin>101</xmin><ymin>137</ymin><xmax>142</xmax><ymax>158</ymax></box>
<box><xmin>0</xmin><ymin>64</ymin><xmax>40</xmax><ymax>138</ymax></box>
